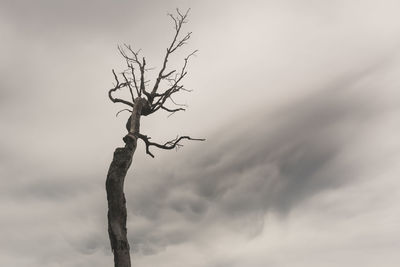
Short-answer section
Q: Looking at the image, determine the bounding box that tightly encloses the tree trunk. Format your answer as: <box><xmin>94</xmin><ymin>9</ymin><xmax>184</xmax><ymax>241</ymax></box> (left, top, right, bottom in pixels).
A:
<box><xmin>105</xmin><ymin>98</ymin><xmax>146</xmax><ymax>267</ymax></box>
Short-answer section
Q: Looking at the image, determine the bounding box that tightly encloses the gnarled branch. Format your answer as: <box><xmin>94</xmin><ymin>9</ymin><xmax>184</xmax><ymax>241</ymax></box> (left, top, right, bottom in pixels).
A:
<box><xmin>108</xmin><ymin>69</ymin><xmax>134</xmax><ymax>107</ymax></box>
<box><xmin>137</xmin><ymin>133</ymin><xmax>205</xmax><ymax>158</ymax></box>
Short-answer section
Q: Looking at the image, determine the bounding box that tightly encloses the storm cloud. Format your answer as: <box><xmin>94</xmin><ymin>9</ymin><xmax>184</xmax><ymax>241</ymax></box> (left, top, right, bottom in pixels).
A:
<box><xmin>124</xmin><ymin>65</ymin><xmax>400</xmax><ymax>255</ymax></box>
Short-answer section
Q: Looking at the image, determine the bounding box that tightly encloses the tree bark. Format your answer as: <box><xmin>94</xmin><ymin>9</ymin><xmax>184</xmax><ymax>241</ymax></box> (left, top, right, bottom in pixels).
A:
<box><xmin>105</xmin><ymin>98</ymin><xmax>146</xmax><ymax>267</ymax></box>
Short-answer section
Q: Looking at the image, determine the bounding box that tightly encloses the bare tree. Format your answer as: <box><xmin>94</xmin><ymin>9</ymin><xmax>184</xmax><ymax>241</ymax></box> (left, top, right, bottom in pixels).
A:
<box><xmin>105</xmin><ymin>9</ymin><xmax>204</xmax><ymax>267</ymax></box>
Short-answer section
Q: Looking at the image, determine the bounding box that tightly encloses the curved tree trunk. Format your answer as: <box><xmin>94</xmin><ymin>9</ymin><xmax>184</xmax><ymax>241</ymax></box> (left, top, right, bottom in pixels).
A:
<box><xmin>106</xmin><ymin>141</ymin><xmax>135</xmax><ymax>267</ymax></box>
<box><xmin>105</xmin><ymin>98</ymin><xmax>146</xmax><ymax>267</ymax></box>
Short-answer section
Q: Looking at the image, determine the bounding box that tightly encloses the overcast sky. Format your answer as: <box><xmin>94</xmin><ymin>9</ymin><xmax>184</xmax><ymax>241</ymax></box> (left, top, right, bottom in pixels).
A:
<box><xmin>1</xmin><ymin>0</ymin><xmax>400</xmax><ymax>266</ymax></box>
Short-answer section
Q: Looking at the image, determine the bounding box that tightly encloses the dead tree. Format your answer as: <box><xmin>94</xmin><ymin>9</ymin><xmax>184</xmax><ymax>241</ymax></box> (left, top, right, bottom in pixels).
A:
<box><xmin>105</xmin><ymin>9</ymin><xmax>204</xmax><ymax>267</ymax></box>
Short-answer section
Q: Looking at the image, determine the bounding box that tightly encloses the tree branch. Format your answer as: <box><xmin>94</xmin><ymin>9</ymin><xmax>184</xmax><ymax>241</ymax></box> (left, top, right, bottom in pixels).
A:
<box><xmin>137</xmin><ymin>133</ymin><xmax>205</xmax><ymax>158</ymax></box>
<box><xmin>161</xmin><ymin>106</ymin><xmax>185</xmax><ymax>117</ymax></box>
<box><xmin>108</xmin><ymin>69</ymin><xmax>134</xmax><ymax>107</ymax></box>
<box><xmin>125</xmin><ymin>62</ymin><xmax>140</xmax><ymax>97</ymax></box>
<box><xmin>122</xmin><ymin>72</ymin><xmax>135</xmax><ymax>103</ymax></box>
<box><xmin>116</xmin><ymin>108</ymin><xmax>132</xmax><ymax>117</ymax></box>
<box><xmin>151</xmin><ymin>8</ymin><xmax>191</xmax><ymax>98</ymax></box>
<box><xmin>118</xmin><ymin>45</ymin><xmax>149</xmax><ymax>97</ymax></box>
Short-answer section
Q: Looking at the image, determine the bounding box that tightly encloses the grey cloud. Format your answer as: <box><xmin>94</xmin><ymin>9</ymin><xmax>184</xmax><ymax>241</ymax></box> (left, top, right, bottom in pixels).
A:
<box><xmin>0</xmin><ymin>170</ymin><xmax>111</xmax><ymax>266</ymax></box>
<box><xmin>124</xmin><ymin>66</ymin><xmax>398</xmax><ymax>255</ymax></box>
<box><xmin>2</xmin><ymin>175</ymin><xmax>93</xmax><ymax>201</ymax></box>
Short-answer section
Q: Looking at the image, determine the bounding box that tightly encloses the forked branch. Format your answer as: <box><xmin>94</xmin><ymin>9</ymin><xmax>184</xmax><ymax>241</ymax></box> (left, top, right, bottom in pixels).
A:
<box><xmin>151</xmin><ymin>8</ymin><xmax>192</xmax><ymax>98</ymax></box>
<box><xmin>118</xmin><ymin>45</ymin><xmax>149</xmax><ymax>97</ymax></box>
<box><xmin>108</xmin><ymin>69</ymin><xmax>134</xmax><ymax>107</ymax></box>
<box><xmin>137</xmin><ymin>133</ymin><xmax>205</xmax><ymax>158</ymax></box>
<box><xmin>109</xmin><ymin>8</ymin><xmax>196</xmax><ymax>117</ymax></box>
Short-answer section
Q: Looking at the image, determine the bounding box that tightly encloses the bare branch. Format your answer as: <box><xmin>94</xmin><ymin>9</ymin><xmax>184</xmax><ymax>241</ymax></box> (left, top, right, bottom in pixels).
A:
<box><xmin>151</xmin><ymin>8</ymin><xmax>191</xmax><ymax>98</ymax></box>
<box><xmin>116</xmin><ymin>108</ymin><xmax>132</xmax><ymax>117</ymax></box>
<box><xmin>170</xmin><ymin>32</ymin><xmax>192</xmax><ymax>53</ymax></box>
<box><xmin>157</xmin><ymin>49</ymin><xmax>197</xmax><ymax>99</ymax></box>
<box><xmin>108</xmin><ymin>69</ymin><xmax>134</xmax><ymax>107</ymax></box>
<box><xmin>108</xmin><ymin>88</ymin><xmax>134</xmax><ymax>107</ymax></box>
<box><xmin>117</xmin><ymin>44</ymin><xmax>150</xmax><ymax>97</ymax></box>
<box><xmin>161</xmin><ymin>70</ymin><xmax>176</xmax><ymax>79</ymax></box>
<box><xmin>169</xmin><ymin>13</ymin><xmax>178</xmax><ymax>30</ymax></box>
<box><xmin>161</xmin><ymin>105</ymin><xmax>185</xmax><ymax>117</ymax></box>
<box><xmin>139</xmin><ymin>57</ymin><xmax>147</xmax><ymax>95</ymax></box>
<box><xmin>180</xmin><ymin>49</ymin><xmax>198</xmax><ymax>75</ymax></box>
<box><xmin>122</xmin><ymin>72</ymin><xmax>135</xmax><ymax>103</ymax></box>
<box><xmin>149</xmin><ymin>85</ymin><xmax>184</xmax><ymax>113</ymax></box>
<box><xmin>118</xmin><ymin>45</ymin><xmax>142</xmax><ymax>68</ymax></box>
<box><xmin>169</xmin><ymin>96</ymin><xmax>187</xmax><ymax>107</ymax></box>
<box><xmin>127</xmin><ymin>63</ymin><xmax>140</xmax><ymax>97</ymax></box>
<box><xmin>137</xmin><ymin>133</ymin><xmax>205</xmax><ymax>158</ymax></box>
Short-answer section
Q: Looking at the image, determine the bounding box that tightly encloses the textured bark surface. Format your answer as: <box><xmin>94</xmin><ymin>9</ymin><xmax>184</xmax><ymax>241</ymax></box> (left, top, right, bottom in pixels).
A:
<box><xmin>106</xmin><ymin>142</ymin><xmax>134</xmax><ymax>267</ymax></box>
<box><xmin>105</xmin><ymin>98</ymin><xmax>146</xmax><ymax>267</ymax></box>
